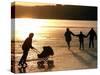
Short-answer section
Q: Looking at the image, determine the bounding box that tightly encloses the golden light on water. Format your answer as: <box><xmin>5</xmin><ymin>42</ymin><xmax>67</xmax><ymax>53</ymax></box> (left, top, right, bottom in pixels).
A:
<box><xmin>13</xmin><ymin>18</ymin><xmax>96</xmax><ymax>41</ymax></box>
<box><xmin>15</xmin><ymin>19</ymin><xmax>49</xmax><ymax>40</ymax></box>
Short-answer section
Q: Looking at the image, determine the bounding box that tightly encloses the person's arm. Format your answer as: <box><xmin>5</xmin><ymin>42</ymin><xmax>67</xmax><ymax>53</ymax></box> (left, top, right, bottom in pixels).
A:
<box><xmin>74</xmin><ymin>33</ymin><xmax>79</xmax><ymax>37</ymax></box>
<box><xmin>95</xmin><ymin>32</ymin><xmax>97</xmax><ymax>40</ymax></box>
<box><xmin>83</xmin><ymin>34</ymin><xmax>87</xmax><ymax>38</ymax></box>
<box><xmin>86</xmin><ymin>31</ymin><xmax>90</xmax><ymax>37</ymax></box>
<box><xmin>28</xmin><ymin>38</ymin><xmax>34</xmax><ymax>49</ymax></box>
<box><xmin>32</xmin><ymin>46</ymin><xmax>37</xmax><ymax>50</ymax></box>
<box><xmin>30</xmin><ymin>42</ymin><xmax>37</xmax><ymax>50</ymax></box>
<box><xmin>29</xmin><ymin>39</ymin><xmax>37</xmax><ymax>50</ymax></box>
<box><xmin>71</xmin><ymin>31</ymin><xmax>75</xmax><ymax>36</ymax></box>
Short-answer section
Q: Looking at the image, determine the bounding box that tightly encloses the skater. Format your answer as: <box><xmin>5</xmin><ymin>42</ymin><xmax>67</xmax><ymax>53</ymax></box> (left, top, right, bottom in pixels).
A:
<box><xmin>87</xmin><ymin>28</ymin><xmax>97</xmax><ymax>48</ymax></box>
<box><xmin>18</xmin><ymin>33</ymin><xmax>36</xmax><ymax>66</ymax></box>
<box><xmin>75</xmin><ymin>31</ymin><xmax>86</xmax><ymax>50</ymax></box>
<box><xmin>64</xmin><ymin>28</ymin><xmax>75</xmax><ymax>49</ymax></box>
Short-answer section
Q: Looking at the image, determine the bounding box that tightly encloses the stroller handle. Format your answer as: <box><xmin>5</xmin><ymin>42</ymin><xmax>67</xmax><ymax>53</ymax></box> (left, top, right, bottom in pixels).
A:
<box><xmin>32</xmin><ymin>48</ymin><xmax>41</xmax><ymax>54</ymax></box>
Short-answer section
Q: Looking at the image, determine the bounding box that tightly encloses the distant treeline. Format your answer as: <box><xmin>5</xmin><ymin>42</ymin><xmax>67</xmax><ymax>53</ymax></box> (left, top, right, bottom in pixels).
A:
<box><xmin>11</xmin><ymin>4</ymin><xmax>97</xmax><ymax>20</ymax></box>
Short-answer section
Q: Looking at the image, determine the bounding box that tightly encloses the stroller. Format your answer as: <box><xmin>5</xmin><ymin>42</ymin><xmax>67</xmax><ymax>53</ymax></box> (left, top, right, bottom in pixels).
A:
<box><xmin>34</xmin><ymin>46</ymin><xmax>54</xmax><ymax>69</ymax></box>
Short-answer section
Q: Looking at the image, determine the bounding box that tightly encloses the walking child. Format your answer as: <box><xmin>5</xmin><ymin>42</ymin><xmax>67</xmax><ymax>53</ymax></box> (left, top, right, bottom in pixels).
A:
<box><xmin>75</xmin><ymin>31</ymin><xmax>86</xmax><ymax>50</ymax></box>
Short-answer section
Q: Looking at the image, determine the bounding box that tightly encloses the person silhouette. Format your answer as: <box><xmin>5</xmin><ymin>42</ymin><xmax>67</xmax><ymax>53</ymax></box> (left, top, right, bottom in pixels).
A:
<box><xmin>87</xmin><ymin>28</ymin><xmax>97</xmax><ymax>48</ymax></box>
<box><xmin>75</xmin><ymin>31</ymin><xmax>86</xmax><ymax>50</ymax></box>
<box><xmin>18</xmin><ymin>33</ymin><xmax>35</xmax><ymax>66</ymax></box>
<box><xmin>64</xmin><ymin>28</ymin><xmax>75</xmax><ymax>49</ymax></box>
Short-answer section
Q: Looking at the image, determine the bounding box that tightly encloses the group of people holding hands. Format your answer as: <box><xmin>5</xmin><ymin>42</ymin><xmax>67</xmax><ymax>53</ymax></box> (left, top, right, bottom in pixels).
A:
<box><xmin>64</xmin><ymin>28</ymin><xmax>97</xmax><ymax>50</ymax></box>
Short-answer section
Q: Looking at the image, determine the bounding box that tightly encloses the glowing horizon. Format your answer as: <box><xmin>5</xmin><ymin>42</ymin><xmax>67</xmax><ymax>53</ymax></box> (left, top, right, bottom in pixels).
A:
<box><xmin>11</xmin><ymin>18</ymin><xmax>96</xmax><ymax>41</ymax></box>
<box><xmin>11</xmin><ymin>0</ymin><xmax>97</xmax><ymax>7</ymax></box>
<box><xmin>14</xmin><ymin>19</ymin><xmax>50</xmax><ymax>41</ymax></box>
<box><xmin>11</xmin><ymin>1</ymin><xmax>56</xmax><ymax>6</ymax></box>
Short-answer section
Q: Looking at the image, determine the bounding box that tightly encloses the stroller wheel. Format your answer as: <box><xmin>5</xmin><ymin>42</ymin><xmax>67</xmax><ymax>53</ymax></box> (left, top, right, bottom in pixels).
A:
<box><xmin>37</xmin><ymin>61</ymin><xmax>45</xmax><ymax>69</ymax></box>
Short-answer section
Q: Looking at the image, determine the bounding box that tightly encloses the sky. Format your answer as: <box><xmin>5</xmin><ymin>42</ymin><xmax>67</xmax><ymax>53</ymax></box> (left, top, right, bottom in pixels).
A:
<box><xmin>11</xmin><ymin>0</ymin><xmax>98</xmax><ymax>6</ymax></box>
<box><xmin>11</xmin><ymin>1</ymin><xmax>55</xmax><ymax>6</ymax></box>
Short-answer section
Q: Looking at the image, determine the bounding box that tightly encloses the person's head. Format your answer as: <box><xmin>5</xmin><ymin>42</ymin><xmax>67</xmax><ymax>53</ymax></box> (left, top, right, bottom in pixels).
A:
<box><xmin>91</xmin><ymin>28</ymin><xmax>94</xmax><ymax>30</ymax></box>
<box><xmin>80</xmin><ymin>31</ymin><xmax>82</xmax><ymax>34</ymax></box>
<box><xmin>66</xmin><ymin>28</ymin><xmax>69</xmax><ymax>31</ymax></box>
<box><xmin>29</xmin><ymin>33</ymin><xmax>34</xmax><ymax>38</ymax></box>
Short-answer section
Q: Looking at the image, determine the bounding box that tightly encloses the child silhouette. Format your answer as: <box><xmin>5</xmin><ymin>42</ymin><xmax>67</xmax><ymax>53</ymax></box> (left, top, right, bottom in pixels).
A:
<box><xmin>75</xmin><ymin>31</ymin><xmax>86</xmax><ymax>50</ymax></box>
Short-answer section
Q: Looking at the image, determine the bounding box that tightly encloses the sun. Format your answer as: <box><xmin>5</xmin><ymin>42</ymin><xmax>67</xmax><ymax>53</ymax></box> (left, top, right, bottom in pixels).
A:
<box><xmin>15</xmin><ymin>18</ymin><xmax>48</xmax><ymax>41</ymax></box>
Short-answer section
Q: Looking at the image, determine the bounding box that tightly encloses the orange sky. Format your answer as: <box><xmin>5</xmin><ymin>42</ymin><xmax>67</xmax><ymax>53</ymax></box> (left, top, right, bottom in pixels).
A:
<box><xmin>11</xmin><ymin>1</ymin><xmax>55</xmax><ymax>6</ymax></box>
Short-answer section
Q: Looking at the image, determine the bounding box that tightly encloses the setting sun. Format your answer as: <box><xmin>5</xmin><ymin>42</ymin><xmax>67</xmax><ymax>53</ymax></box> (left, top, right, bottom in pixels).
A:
<box><xmin>15</xmin><ymin>18</ymin><xmax>49</xmax><ymax>40</ymax></box>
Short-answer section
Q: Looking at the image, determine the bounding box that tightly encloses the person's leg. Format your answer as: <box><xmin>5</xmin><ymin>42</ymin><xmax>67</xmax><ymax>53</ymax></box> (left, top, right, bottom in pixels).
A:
<box><xmin>89</xmin><ymin>39</ymin><xmax>92</xmax><ymax>48</ymax></box>
<box><xmin>82</xmin><ymin>41</ymin><xmax>84</xmax><ymax>50</ymax></box>
<box><xmin>19</xmin><ymin>50</ymin><xmax>29</xmax><ymax>66</ymax></box>
<box><xmin>92</xmin><ymin>40</ymin><xmax>94</xmax><ymax>48</ymax></box>
<box><xmin>19</xmin><ymin>51</ymin><xmax>25</xmax><ymax>65</ymax></box>
<box><xmin>80</xmin><ymin>41</ymin><xmax>82</xmax><ymax>50</ymax></box>
<box><xmin>67</xmin><ymin>41</ymin><xmax>70</xmax><ymax>49</ymax></box>
<box><xmin>22</xmin><ymin>50</ymin><xmax>29</xmax><ymax>64</ymax></box>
